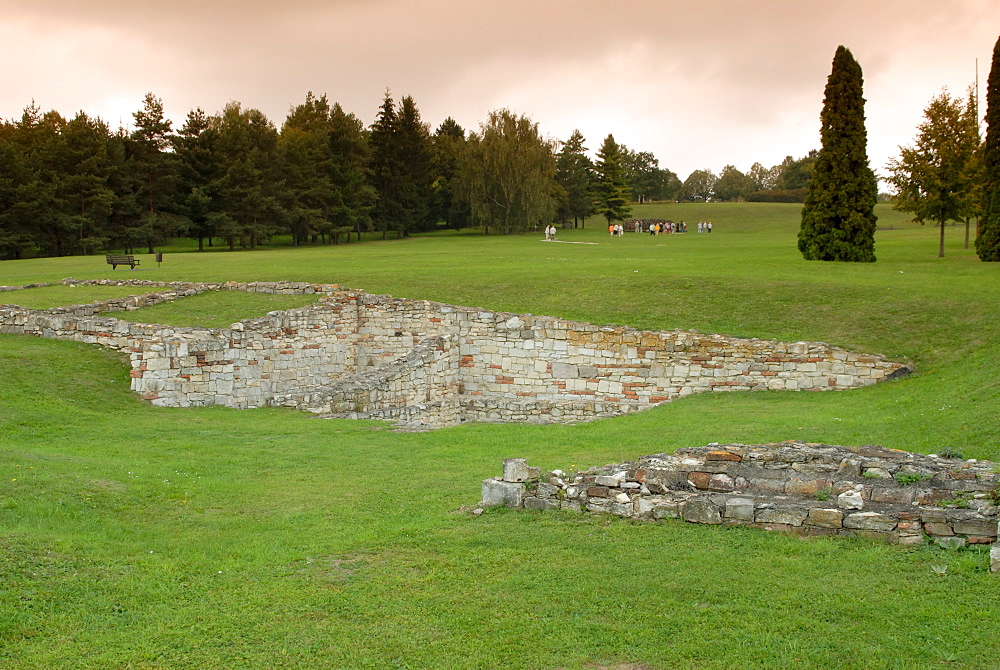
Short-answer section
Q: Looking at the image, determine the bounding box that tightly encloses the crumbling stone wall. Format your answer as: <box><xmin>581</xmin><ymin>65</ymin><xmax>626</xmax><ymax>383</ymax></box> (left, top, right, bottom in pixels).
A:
<box><xmin>480</xmin><ymin>443</ymin><xmax>1000</xmax><ymax>571</ymax></box>
<box><xmin>1</xmin><ymin>279</ymin><xmax>910</xmax><ymax>428</ymax></box>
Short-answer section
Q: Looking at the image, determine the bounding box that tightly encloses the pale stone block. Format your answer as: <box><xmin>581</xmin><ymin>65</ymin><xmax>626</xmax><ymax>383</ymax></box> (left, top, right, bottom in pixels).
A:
<box><xmin>503</xmin><ymin>458</ymin><xmax>539</xmax><ymax>482</ymax></box>
<box><xmin>843</xmin><ymin>512</ymin><xmax>896</xmax><ymax>532</ymax></box>
<box><xmin>482</xmin><ymin>478</ymin><xmax>525</xmax><ymax>508</ymax></box>
<box><xmin>756</xmin><ymin>506</ymin><xmax>808</xmax><ymax>526</ymax></box>
<box><xmin>724</xmin><ymin>497</ymin><xmax>755</xmax><ymax>521</ymax></box>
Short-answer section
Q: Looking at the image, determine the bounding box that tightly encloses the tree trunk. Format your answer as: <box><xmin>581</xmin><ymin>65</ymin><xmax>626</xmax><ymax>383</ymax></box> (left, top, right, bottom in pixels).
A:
<box><xmin>964</xmin><ymin>217</ymin><xmax>970</xmax><ymax>249</ymax></box>
<box><xmin>939</xmin><ymin>219</ymin><xmax>946</xmax><ymax>257</ymax></box>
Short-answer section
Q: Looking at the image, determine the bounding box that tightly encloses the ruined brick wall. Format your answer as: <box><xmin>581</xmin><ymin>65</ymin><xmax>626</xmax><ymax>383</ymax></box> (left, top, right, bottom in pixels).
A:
<box><xmin>480</xmin><ymin>443</ymin><xmax>1000</xmax><ymax>571</ymax></box>
<box><xmin>0</xmin><ymin>280</ymin><xmax>910</xmax><ymax>427</ymax></box>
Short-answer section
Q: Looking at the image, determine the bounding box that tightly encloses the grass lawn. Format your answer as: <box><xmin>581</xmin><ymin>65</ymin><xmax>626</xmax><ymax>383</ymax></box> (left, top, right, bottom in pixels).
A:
<box><xmin>2</xmin><ymin>203</ymin><xmax>999</xmax><ymax>669</ymax></box>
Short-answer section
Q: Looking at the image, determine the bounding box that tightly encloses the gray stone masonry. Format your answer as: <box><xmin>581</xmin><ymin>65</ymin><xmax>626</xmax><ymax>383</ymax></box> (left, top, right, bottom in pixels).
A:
<box><xmin>1</xmin><ymin>279</ymin><xmax>910</xmax><ymax>429</ymax></box>
<box><xmin>479</xmin><ymin>442</ymin><xmax>1000</xmax><ymax>572</ymax></box>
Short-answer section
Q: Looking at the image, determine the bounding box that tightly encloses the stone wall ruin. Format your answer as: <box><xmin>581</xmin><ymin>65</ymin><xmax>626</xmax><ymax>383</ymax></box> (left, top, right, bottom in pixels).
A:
<box><xmin>1</xmin><ymin>279</ymin><xmax>910</xmax><ymax>429</ymax></box>
<box><xmin>480</xmin><ymin>443</ymin><xmax>1000</xmax><ymax>572</ymax></box>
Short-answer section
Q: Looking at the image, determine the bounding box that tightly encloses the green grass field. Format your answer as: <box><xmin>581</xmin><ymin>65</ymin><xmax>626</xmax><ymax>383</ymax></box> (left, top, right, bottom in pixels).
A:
<box><xmin>2</xmin><ymin>203</ymin><xmax>999</xmax><ymax>669</ymax></box>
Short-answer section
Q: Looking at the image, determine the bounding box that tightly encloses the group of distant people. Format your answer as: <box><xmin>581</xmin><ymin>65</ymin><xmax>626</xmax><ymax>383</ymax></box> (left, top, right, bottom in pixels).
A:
<box><xmin>619</xmin><ymin>219</ymin><xmax>714</xmax><ymax>235</ymax></box>
<box><xmin>545</xmin><ymin>219</ymin><xmax>714</xmax><ymax>241</ymax></box>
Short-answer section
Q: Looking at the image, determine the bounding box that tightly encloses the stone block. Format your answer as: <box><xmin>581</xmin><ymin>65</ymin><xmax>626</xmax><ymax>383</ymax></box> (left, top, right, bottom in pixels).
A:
<box><xmin>920</xmin><ymin>510</ymin><xmax>948</xmax><ymax>524</ymax></box>
<box><xmin>749</xmin><ymin>478</ymin><xmax>788</xmax><ymax>493</ymax></box>
<box><xmin>924</xmin><ymin>523</ymin><xmax>955</xmax><ymax>537</ymax></box>
<box><xmin>610</xmin><ymin>502</ymin><xmax>633</xmax><ymax>517</ymax></box>
<box><xmin>482</xmin><ymin>478</ymin><xmax>525</xmax><ymax>509</ymax></box>
<box><xmin>843</xmin><ymin>512</ymin><xmax>896</xmax><ymax>532</ymax></box>
<box><xmin>991</xmin><ymin>544</ymin><xmax>1000</xmax><ymax>573</ymax></box>
<box><xmin>503</xmin><ymin>458</ymin><xmax>539</xmax><ymax>482</ymax></box>
<box><xmin>536</xmin><ymin>482</ymin><xmax>559</xmax><ymax>499</ymax></box>
<box><xmin>756</xmin><ymin>506</ymin><xmax>808</xmax><ymax>526</ymax></box>
<box><xmin>709</xmin><ymin>473</ymin><xmax>736</xmax><ymax>492</ymax></box>
<box><xmin>870</xmin><ymin>487</ymin><xmax>915</xmax><ymax>504</ymax></box>
<box><xmin>807</xmin><ymin>508</ymin><xmax>844</xmax><ymax>529</ymax></box>
<box><xmin>687</xmin><ymin>471</ymin><xmax>712</xmax><ymax>490</ymax></box>
<box><xmin>837</xmin><ymin>489</ymin><xmax>864</xmax><ymax>510</ymax></box>
<box><xmin>951</xmin><ymin>520</ymin><xmax>998</xmax><ymax>537</ymax></box>
<box><xmin>652</xmin><ymin>501</ymin><xmax>681</xmax><ymax>519</ymax></box>
<box><xmin>595</xmin><ymin>472</ymin><xmax>626</xmax><ymax>487</ymax></box>
<box><xmin>705</xmin><ymin>450</ymin><xmax>742</xmax><ymax>462</ymax></box>
<box><xmin>786</xmin><ymin>478</ymin><xmax>829</xmax><ymax>497</ymax></box>
<box><xmin>896</xmin><ymin>534</ymin><xmax>925</xmax><ymax>547</ymax></box>
<box><xmin>724</xmin><ymin>497</ymin><xmax>755</xmax><ymax>521</ymax></box>
<box><xmin>586</xmin><ymin>499</ymin><xmax>612</xmax><ymax>514</ymax></box>
<box><xmin>682</xmin><ymin>499</ymin><xmax>722</xmax><ymax>524</ymax></box>
<box><xmin>523</xmin><ymin>497</ymin><xmax>557</xmax><ymax>511</ymax></box>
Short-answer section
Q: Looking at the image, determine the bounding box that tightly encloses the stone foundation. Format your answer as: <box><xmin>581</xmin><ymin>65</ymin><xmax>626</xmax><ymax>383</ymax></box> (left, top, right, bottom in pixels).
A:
<box><xmin>1</xmin><ymin>279</ymin><xmax>910</xmax><ymax>428</ymax></box>
<box><xmin>480</xmin><ymin>443</ymin><xmax>1000</xmax><ymax>570</ymax></box>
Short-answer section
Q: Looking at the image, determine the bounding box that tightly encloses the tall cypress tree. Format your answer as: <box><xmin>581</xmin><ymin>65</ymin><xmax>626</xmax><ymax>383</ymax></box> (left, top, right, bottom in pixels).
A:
<box><xmin>976</xmin><ymin>34</ymin><xmax>1000</xmax><ymax>261</ymax></box>
<box><xmin>798</xmin><ymin>46</ymin><xmax>878</xmax><ymax>262</ymax></box>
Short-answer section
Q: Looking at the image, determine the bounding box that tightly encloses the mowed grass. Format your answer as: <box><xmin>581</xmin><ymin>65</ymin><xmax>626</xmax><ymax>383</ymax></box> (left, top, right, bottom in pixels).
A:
<box><xmin>2</xmin><ymin>202</ymin><xmax>999</xmax><ymax>669</ymax></box>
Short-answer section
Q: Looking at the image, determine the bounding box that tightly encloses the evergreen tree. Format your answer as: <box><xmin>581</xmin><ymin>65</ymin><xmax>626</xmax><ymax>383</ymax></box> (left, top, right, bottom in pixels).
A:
<box><xmin>430</xmin><ymin>117</ymin><xmax>470</xmax><ymax>229</ymax></box>
<box><xmin>279</xmin><ymin>92</ymin><xmax>336</xmax><ymax>246</ymax></box>
<box><xmin>56</xmin><ymin>112</ymin><xmax>117</xmax><ymax>255</ymax></box>
<box><xmin>593</xmin><ymin>134</ymin><xmax>631</xmax><ymax>224</ymax></box>
<box><xmin>209</xmin><ymin>102</ymin><xmax>280</xmax><ymax>250</ymax></box>
<box><xmin>327</xmin><ymin>102</ymin><xmax>375</xmax><ymax>242</ymax></box>
<box><xmin>798</xmin><ymin>46</ymin><xmax>878</xmax><ymax>262</ymax></box>
<box><xmin>395</xmin><ymin>95</ymin><xmax>435</xmax><ymax>233</ymax></box>
<box><xmin>977</xmin><ymin>34</ymin><xmax>1000</xmax><ymax>261</ymax></box>
<box><xmin>368</xmin><ymin>90</ymin><xmax>406</xmax><ymax>239</ymax></box>
<box><xmin>173</xmin><ymin>108</ymin><xmax>218</xmax><ymax>251</ymax></box>
<box><xmin>554</xmin><ymin>129</ymin><xmax>594</xmax><ymax>228</ymax></box>
<box><xmin>128</xmin><ymin>93</ymin><xmax>181</xmax><ymax>253</ymax></box>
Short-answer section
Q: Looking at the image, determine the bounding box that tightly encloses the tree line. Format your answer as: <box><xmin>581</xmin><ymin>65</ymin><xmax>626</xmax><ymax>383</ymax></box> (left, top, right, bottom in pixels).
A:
<box><xmin>1</xmin><ymin>87</ymin><xmax>831</xmax><ymax>260</ymax></box>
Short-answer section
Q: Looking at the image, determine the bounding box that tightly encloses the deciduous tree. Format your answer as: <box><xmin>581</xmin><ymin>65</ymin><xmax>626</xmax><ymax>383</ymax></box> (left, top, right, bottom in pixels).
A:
<box><xmin>457</xmin><ymin>109</ymin><xmax>556</xmax><ymax>235</ymax></box>
<box><xmin>885</xmin><ymin>88</ymin><xmax>981</xmax><ymax>257</ymax></box>
<box><xmin>682</xmin><ymin>169</ymin><xmax>717</xmax><ymax>202</ymax></box>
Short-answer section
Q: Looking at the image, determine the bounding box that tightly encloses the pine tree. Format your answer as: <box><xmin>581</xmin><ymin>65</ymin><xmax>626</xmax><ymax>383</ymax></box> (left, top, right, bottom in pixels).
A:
<box><xmin>430</xmin><ymin>117</ymin><xmax>470</xmax><ymax>229</ymax></box>
<box><xmin>128</xmin><ymin>93</ymin><xmax>180</xmax><ymax>253</ymax></box>
<box><xmin>976</xmin><ymin>34</ymin><xmax>1000</xmax><ymax>261</ymax></box>
<box><xmin>554</xmin><ymin>130</ymin><xmax>594</xmax><ymax>228</ymax></box>
<box><xmin>798</xmin><ymin>46</ymin><xmax>878</xmax><ymax>262</ymax></box>
<box><xmin>594</xmin><ymin>134</ymin><xmax>631</xmax><ymax>225</ymax></box>
<box><xmin>173</xmin><ymin>108</ymin><xmax>218</xmax><ymax>251</ymax></box>
<box><xmin>327</xmin><ymin>102</ymin><xmax>375</xmax><ymax>242</ymax></box>
<box><xmin>395</xmin><ymin>95</ymin><xmax>435</xmax><ymax>234</ymax></box>
<box><xmin>368</xmin><ymin>90</ymin><xmax>406</xmax><ymax>239</ymax></box>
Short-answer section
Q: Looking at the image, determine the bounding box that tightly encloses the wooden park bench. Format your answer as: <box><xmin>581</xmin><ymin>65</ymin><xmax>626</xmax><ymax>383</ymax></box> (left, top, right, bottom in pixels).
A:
<box><xmin>106</xmin><ymin>254</ymin><xmax>140</xmax><ymax>270</ymax></box>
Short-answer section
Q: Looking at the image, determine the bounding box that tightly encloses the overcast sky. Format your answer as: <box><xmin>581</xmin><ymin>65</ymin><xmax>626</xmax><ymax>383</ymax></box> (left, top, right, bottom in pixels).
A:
<box><xmin>2</xmin><ymin>1</ymin><xmax>997</xmax><ymax>184</ymax></box>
